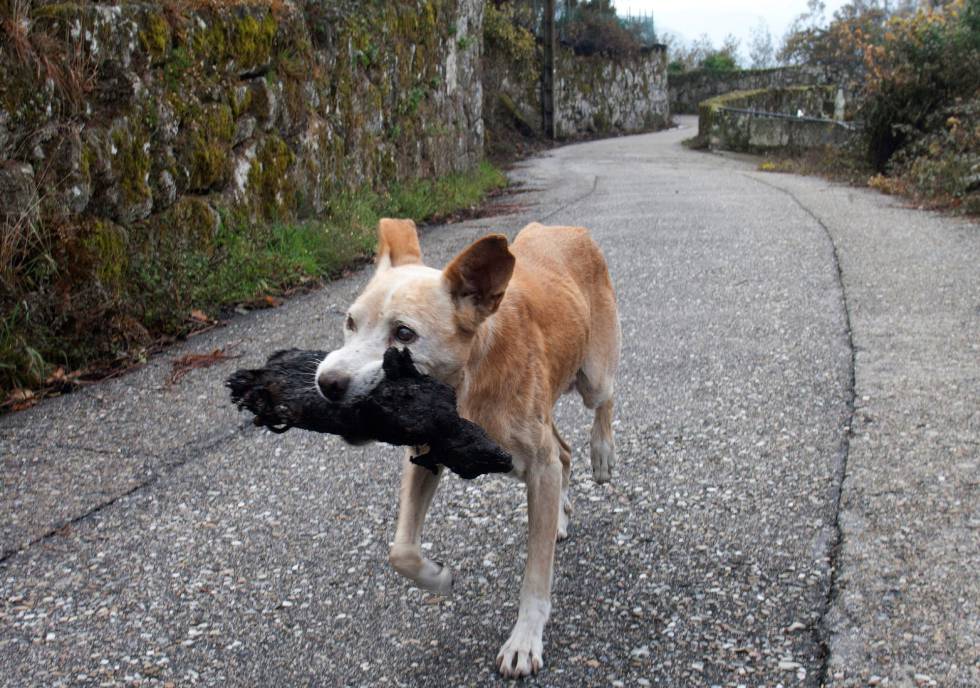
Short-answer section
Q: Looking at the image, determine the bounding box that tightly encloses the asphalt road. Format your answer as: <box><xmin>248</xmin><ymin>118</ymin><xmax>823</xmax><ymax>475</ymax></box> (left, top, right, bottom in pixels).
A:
<box><xmin>1</xmin><ymin>117</ymin><xmax>977</xmax><ymax>687</ymax></box>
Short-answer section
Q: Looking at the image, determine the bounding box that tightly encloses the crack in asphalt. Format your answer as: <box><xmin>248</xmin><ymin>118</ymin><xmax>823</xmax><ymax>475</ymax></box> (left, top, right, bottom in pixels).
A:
<box><xmin>50</xmin><ymin>443</ymin><xmax>163</xmax><ymax>458</ymax></box>
<box><xmin>742</xmin><ymin>172</ymin><xmax>858</xmax><ymax>687</ymax></box>
<box><xmin>540</xmin><ymin>174</ymin><xmax>600</xmax><ymax>221</ymax></box>
<box><xmin>0</xmin><ymin>426</ymin><xmax>245</xmax><ymax>564</ymax></box>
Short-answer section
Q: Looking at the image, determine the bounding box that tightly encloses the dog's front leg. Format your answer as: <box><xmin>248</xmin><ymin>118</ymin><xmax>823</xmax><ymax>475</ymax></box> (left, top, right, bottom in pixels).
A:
<box><xmin>496</xmin><ymin>450</ymin><xmax>562</xmax><ymax>677</ymax></box>
<box><xmin>388</xmin><ymin>450</ymin><xmax>453</xmax><ymax>594</ymax></box>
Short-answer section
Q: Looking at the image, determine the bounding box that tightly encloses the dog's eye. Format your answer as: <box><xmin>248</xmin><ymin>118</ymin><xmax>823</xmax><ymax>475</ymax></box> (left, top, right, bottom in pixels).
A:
<box><xmin>345</xmin><ymin>315</ymin><xmax>356</xmax><ymax>332</ymax></box>
<box><xmin>393</xmin><ymin>325</ymin><xmax>417</xmax><ymax>343</ymax></box>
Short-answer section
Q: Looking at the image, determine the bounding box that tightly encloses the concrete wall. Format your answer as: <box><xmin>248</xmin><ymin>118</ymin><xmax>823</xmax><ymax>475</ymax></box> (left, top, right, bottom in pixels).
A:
<box><xmin>698</xmin><ymin>86</ymin><xmax>855</xmax><ymax>153</ymax></box>
<box><xmin>669</xmin><ymin>66</ymin><xmax>829</xmax><ymax>114</ymax></box>
<box><xmin>0</xmin><ymin>0</ymin><xmax>484</xmax><ymax>239</ymax></box>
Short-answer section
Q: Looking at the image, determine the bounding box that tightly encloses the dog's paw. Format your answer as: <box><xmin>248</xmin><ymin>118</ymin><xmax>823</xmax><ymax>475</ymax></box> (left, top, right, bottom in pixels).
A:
<box><xmin>590</xmin><ymin>437</ymin><xmax>615</xmax><ymax>484</ymax></box>
<box><xmin>419</xmin><ymin>560</ymin><xmax>454</xmax><ymax>595</ymax></box>
<box><xmin>496</xmin><ymin>625</ymin><xmax>544</xmax><ymax>678</ymax></box>
<box><xmin>389</xmin><ymin>545</ymin><xmax>454</xmax><ymax>595</ymax></box>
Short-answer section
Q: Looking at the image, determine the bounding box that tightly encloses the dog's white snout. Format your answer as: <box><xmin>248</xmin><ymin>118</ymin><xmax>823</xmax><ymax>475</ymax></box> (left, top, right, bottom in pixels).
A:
<box><xmin>315</xmin><ymin>348</ymin><xmax>384</xmax><ymax>401</ymax></box>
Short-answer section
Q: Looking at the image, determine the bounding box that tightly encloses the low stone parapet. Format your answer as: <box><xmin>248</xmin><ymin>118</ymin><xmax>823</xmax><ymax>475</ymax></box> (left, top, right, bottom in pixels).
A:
<box><xmin>696</xmin><ymin>86</ymin><xmax>857</xmax><ymax>153</ymax></box>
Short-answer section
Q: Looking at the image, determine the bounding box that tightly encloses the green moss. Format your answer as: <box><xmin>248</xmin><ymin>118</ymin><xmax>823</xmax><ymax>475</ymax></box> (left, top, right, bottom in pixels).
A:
<box><xmin>280</xmin><ymin>67</ymin><xmax>309</xmax><ymax>126</ymax></box>
<box><xmin>496</xmin><ymin>92</ymin><xmax>536</xmax><ymax>136</ymax></box>
<box><xmin>230</xmin><ymin>86</ymin><xmax>253</xmax><ymax>119</ymax></box>
<box><xmin>230</xmin><ymin>12</ymin><xmax>278</xmax><ymax>69</ymax></box>
<box><xmin>247</xmin><ymin>135</ymin><xmax>295</xmax><ymax>219</ymax></box>
<box><xmin>399</xmin><ymin>86</ymin><xmax>426</xmax><ymax>117</ymax></box>
<box><xmin>191</xmin><ymin>18</ymin><xmax>227</xmax><ymax>65</ymax></box>
<box><xmin>186</xmin><ymin>103</ymin><xmax>234</xmax><ymax>191</ymax></box>
<box><xmin>79</xmin><ymin>141</ymin><xmax>94</xmax><ymax>181</ymax></box>
<box><xmin>140</xmin><ymin>13</ymin><xmax>171</xmax><ymax>64</ymax></box>
<box><xmin>164</xmin><ymin>47</ymin><xmax>194</xmax><ymax>89</ymax></box>
<box><xmin>82</xmin><ymin>219</ymin><xmax>129</xmax><ymax>290</ymax></box>
<box><xmin>111</xmin><ymin>127</ymin><xmax>152</xmax><ymax>209</ymax></box>
<box><xmin>30</xmin><ymin>2</ymin><xmax>80</xmax><ymax>22</ymax></box>
<box><xmin>165</xmin><ymin>197</ymin><xmax>220</xmax><ymax>254</ymax></box>
<box><xmin>192</xmin><ymin>9</ymin><xmax>277</xmax><ymax>70</ymax></box>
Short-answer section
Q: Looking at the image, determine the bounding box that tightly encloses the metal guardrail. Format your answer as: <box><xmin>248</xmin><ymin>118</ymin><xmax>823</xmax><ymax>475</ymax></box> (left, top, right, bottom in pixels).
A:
<box><xmin>715</xmin><ymin>106</ymin><xmax>863</xmax><ymax>130</ymax></box>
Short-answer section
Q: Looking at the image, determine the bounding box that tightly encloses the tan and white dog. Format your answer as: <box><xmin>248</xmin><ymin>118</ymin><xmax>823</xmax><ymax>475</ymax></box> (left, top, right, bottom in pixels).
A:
<box><xmin>316</xmin><ymin>218</ymin><xmax>620</xmax><ymax>677</ymax></box>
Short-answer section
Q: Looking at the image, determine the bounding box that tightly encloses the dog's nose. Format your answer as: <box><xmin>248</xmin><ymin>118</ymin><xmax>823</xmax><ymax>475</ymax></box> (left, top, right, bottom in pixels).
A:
<box><xmin>317</xmin><ymin>371</ymin><xmax>351</xmax><ymax>401</ymax></box>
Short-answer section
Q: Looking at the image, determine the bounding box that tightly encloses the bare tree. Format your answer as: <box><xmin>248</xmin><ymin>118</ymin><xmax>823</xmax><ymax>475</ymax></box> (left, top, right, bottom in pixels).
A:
<box><xmin>749</xmin><ymin>19</ymin><xmax>776</xmax><ymax>68</ymax></box>
<box><xmin>687</xmin><ymin>33</ymin><xmax>715</xmax><ymax>67</ymax></box>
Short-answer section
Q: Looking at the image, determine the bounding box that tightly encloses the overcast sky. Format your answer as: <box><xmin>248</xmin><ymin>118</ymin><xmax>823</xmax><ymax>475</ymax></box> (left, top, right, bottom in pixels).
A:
<box><xmin>616</xmin><ymin>1</ymin><xmax>850</xmax><ymax>60</ymax></box>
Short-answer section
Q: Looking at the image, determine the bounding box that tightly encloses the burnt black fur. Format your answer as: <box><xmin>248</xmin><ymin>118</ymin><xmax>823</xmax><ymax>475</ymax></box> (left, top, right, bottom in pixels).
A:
<box><xmin>227</xmin><ymin>347</ymin><xmax>513</xmax><ymax>479</ymax></box>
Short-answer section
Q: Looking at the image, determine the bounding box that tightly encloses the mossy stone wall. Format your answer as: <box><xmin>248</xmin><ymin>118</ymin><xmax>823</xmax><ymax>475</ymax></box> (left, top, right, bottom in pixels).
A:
<box><xmin>669</xmin><ymin>66</ymin><xmax>830</xmax><ymax>114</ymax></box>
<box><xmin>0</xmin><ymin>0</ymin><xmax>483</xmax><ymax>262</ymax></box>
<box><xmin>0</xmin><ymin>0</ymin><xmax>484</xmax><ymax>382</ymax></box>
<box><xmin>483</xmin><ymin>39</ymin><xmax>669</xmax><ymax>145</ymax></box>
<box><xmin>554</xmin><ymin>45</ymin><xmax>668</xmax><ymax>138</ymax></box>
<box><xmin>697</xmin><ymin>86</ymin><xmax>855</xmax><ymax>153</ymax></box>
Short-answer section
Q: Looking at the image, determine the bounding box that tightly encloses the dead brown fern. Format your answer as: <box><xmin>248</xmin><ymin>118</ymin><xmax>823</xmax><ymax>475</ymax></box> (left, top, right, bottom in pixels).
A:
<box><xmin>1</xmin><ymin>0</ymin><xmax>32</xmax><ymax>65</ymax></box>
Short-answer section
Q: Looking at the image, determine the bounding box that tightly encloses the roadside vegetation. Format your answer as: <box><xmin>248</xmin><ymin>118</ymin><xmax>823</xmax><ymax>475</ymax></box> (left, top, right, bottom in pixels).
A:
<box><xmin>556</xmin><ymin>0</ymin><xmax>657</xmax><ymax>56</ymax></box>
<box><xmin>1</xmin><ymin>162</ymin><xmax>506</xmax><ymax>408</ymax></box>
<box><xmin>758</xmin><ymin>0</ymin><xmax>980</xmax><ymax>216</ymax></box>
<box><xmin>664</xmin><ymin>0</ymin><xmax>978</xmax><ymax>215</ymax></box>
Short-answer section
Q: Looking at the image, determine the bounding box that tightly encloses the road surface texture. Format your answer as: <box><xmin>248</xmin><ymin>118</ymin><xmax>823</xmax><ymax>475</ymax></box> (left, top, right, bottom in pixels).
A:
<box><xmin>2</xmin><ymin>117</ymin><xmax>977</xmax><ymax>686</ymax></box>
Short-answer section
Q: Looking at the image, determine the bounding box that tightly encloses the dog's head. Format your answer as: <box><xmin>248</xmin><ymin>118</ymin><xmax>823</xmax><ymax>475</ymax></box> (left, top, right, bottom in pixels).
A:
<box><xmin>315</xmin><ymin>218</ymin><xmax>515</xmax><ymax>402</ymax></box>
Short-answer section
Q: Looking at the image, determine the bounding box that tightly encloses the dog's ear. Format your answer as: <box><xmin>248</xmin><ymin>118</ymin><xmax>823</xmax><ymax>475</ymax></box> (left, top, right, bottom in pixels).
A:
<box><xmin>443</xmin><ymin>234</ymin><xmax>515</xmax><ymax>329</ymax></box>
<box><xmin>376</xmin><ymin>218</ymin><xmax>422</xmax><ymax>270</ymax></box>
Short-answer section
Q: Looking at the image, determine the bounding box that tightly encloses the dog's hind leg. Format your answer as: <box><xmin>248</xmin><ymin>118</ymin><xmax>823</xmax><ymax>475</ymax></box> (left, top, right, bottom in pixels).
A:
<box><xmin>552</xmin><ymin>422</ymin><xmax>573</xmax><ymax>541</ymax></box>
<box><xmin>576</xmin><ymin>357</ymin><xmax>617</xmax><ymax>484</ymax></box>
<box><xmin>388</xmin><ymin>451</ymin><xmax>453</xmax><ymax>594</ymax></box>
<box><xmin>577</xmin><ymin>281</ymin><xmax>619</xmax><ymax>484</ymax></box>
<box><xmin>589</xmin><ymin>398</ymin><xmax>615</xmax><ymax>484</ymax></box>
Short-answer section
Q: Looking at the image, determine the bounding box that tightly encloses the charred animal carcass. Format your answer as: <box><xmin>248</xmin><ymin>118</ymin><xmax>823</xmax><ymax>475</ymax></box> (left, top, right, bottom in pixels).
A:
<box><xmin>227</xmin><ymin>347</ymin><xmax>513</xmax><ymax>479</ymax></box>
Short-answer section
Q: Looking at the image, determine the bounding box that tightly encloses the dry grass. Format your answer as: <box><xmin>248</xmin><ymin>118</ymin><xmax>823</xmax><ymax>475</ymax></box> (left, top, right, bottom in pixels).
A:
<box><xmin>757</xmin><ymin>146</ymin><xmax>874</xmax><ymax>186</ymax></box>
<box><xmin>1</xmin><ymin>0</ymin><xmax>32</xmax><ymax>64</ymax></box>
<box><xmin>1</xmin><ymin>0</ymin><xmax>100</xmax><ymax>112</ymax></box>
<box><xmin>0</xmin><ymin>200</ymin><xmax>44</xmax><ymax>294</ymax></box>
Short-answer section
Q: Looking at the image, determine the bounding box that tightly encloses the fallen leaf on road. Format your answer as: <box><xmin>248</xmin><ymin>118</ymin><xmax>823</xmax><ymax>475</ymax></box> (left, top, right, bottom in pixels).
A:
<box><xmin>2</xmin><ymin>387</ymin><xmax>36</xmax><ymax>412</ymax></box>
<box><xmin>242</xmin><ymin>294</ymin><xmax>283</xmax><ymax>310</ymax></box>
<box><xmin>189</xmin><ymin>309</ymin><xmax>211</xmax><ymax>323</ymax></box>
<box><xmin>168</xmin><ymin>344</ymin><xmax>242</xmax><ymax>385</ymax></box>
<box><xmin>45</xmin><ymin>367</ymin><xmax>66</xmax><ymax>384</ymax></box>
